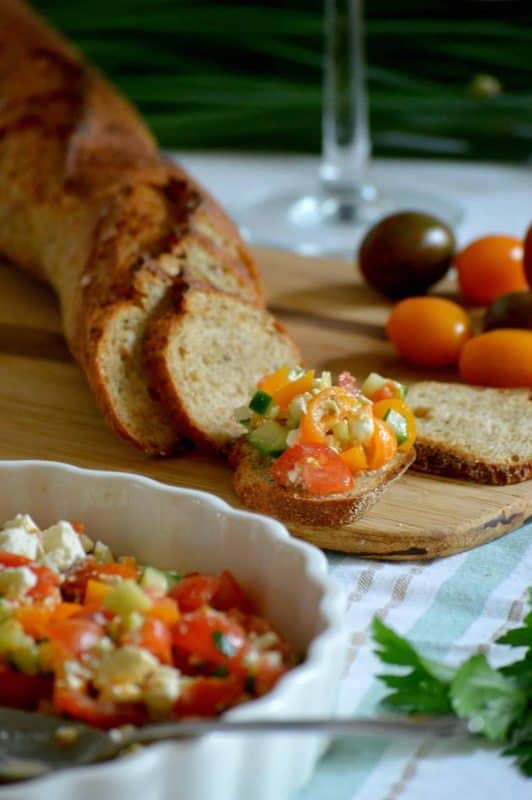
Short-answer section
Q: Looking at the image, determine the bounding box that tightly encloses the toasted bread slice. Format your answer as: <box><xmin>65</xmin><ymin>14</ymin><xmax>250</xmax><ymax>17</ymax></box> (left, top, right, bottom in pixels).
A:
<box><xmin>408</xmin><ymin>382</ymin><xmax>532</xmax><ymax>485</ymax></box>
<box><xmin>230</xmin><ymin>442</ymin><xmax>415</xmax><ymax>527</ymax></box>
<box><xmin>144</xmin><ymin>285</ymin><xmax>301</xmax><ymax>452</ymax></box>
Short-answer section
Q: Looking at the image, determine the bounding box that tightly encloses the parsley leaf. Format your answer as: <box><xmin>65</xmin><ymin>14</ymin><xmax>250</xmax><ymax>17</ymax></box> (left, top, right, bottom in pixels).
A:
<box><xmin>450</xmin><ymin>654</ymin><xmax>527</xmax><ymax>741</ymax></box>
<box><xmin>212</xmin><ymin>630</ymin><xmax>237</xmax><ymax>658</ymax></box>
<box><xmin>372</xmin><ymin>617</ymin><xmax>453</xmax><ymax>714</ymax></box>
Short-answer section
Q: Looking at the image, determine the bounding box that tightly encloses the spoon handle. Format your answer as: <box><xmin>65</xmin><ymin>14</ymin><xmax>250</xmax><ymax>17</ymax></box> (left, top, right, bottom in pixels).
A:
<box><xmin>121</xmin><ymin>716</ymin><xmax>468</xmax><ymax>748</ymax></box>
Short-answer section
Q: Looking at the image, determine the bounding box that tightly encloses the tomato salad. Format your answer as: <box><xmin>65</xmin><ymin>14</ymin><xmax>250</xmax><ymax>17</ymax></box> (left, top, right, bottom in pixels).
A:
<box><xmin>235</xmin><ymin>367</ymin><xmax>416</xmax><ymax>495</ymax></box>
<box><xmin>0</xmin><ymin>515</ymin><xmax>294</xmax><ymax>729</ymax></box>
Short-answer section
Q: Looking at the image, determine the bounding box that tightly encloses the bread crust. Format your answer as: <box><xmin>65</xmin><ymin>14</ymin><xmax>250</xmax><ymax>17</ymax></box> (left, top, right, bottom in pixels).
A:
<box><xmin>0</xmin><ymin>0</ymin><xmax>263</xmax><ymax>453</ymax></box>
<box><xmin>230</xmin><ymin>441</ymin><xmax>415</xmax><ymax>527</ymax></box>
<box><xmin>413</xmin><ymin>441</ymin><xmax>531</xmax><ymax>486</ymax></box>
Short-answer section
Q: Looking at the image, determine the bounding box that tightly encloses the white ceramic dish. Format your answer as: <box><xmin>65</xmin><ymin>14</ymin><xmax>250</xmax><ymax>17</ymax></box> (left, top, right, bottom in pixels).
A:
<box><xmin>0</xmin><ymin>460</ymin><xmax>347</xmax><ymax>800</ymax></box>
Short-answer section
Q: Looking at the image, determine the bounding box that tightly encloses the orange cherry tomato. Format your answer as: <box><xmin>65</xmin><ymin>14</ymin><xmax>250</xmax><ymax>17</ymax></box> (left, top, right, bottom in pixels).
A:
<box><xmin>365</xmin><ymin>418</ymin><xmax>398</xmax><ymax>470</ymax></box>
<box><xmin>258</xmin><ymin>365</ymin><xmax>291</xmax><ymax>395</ymax></box>
<box><xmin>372</xmin><ymin>398</ymin><xmax>417</xmax><ymax>452</ymax></box>
<box><xmin>456</xmin><ymin>236</ymin><xmax>526</xmax><ymax>305</ymax></box>
<box><xmin>339</xmin><ymin>444</ymin><xmax>368</xmax><ymax>472</ymax></box>
<box><xmin>46</xmin><ymin>618</ymin><xmax>103</xmax><ymax>658</ymax></box>
<box><xmin>459</xmin><ymin>329</ymin><xmax>532</xmax><ymax>387</ymax></box>
<box><xmin>272</xmin><ymin>370</ymin><xmax>315</xmax><ymax>410</ymax></box>
<box><xmin>270</xmin><ymin>443</ymin><xmax>354</xmax><ymax>495</ymax></box>
<box><xmin>299</xmin><ymin>387</ymin><xmax>360</xmax><ymax>444</ymax></box>
<box><xmin>386</xmin><ymin>297</ymin><xmax>473</xmax><ymax>367</ymax></box>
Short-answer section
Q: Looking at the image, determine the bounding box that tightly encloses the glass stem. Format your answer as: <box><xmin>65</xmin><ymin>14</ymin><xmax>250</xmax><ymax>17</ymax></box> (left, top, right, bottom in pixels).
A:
<box><xmin>320</xmin><ymin>0</ymin><xmax>375</xmax><ymax>214</ymax></box>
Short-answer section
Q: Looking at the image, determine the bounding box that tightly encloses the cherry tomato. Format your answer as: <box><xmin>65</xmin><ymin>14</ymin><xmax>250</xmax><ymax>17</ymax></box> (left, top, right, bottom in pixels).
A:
<box><xmin>270</xmin><ymin>443</ymin><xmax>354</xmax><ymax>495</ymax></box>
<box><xmin>133</xmin><ymin>618</ymin><xmax>172</xmax><ymax>664</ymax></box>
<box><xmin>372</xmin><ymin>398</ymin><xmax>417</xmax><ymax>452</ymax></box>
<box><xmin>212</xmin><ymin>571</ymin><xmax>253</xmax><ymax>614</ymax></box>
<box><xmin>459</xmin><ymin>329</ymin><xmax>532</xmax><ymax>387</ymax></box>
<box><xmin>172</xmin><ymin>608</ymin><xmax>246</xmax><ymax>669</ymax></box>
<box><xmin>456</xmin><ymin>236</ymin><xmax>527</xmax><ymax>305</ymax></box>
<box><xmin>299</xmin><ymin>387</ymin><xmax>360</xmax><ymax>445</ymax></box>
<box><xmin>170</xmin><ymin>574</ymin><xmax>221</xmax><ymax>612</ymax></box>
<box><xmin>365</xmin><ymin>418</ymin><xmax>398</xmax><ymax>470</ymax></box>
<box><xmin>386</xmin><ymin>297</ymin><xmax>473</xmax><ymax>367</ymax></box>
<box><xmin>46</xmin><ymin>618</ymin><xmax>103</xmax><ymax>657</ymax></box>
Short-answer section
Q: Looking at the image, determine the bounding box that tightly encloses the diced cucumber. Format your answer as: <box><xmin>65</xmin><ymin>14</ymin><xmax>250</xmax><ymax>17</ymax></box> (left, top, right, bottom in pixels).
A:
<box><xmin>0</xmin><ymin>619</ymin><xmax>28</xmax><ymax>653</ymax></box>
<box><xmin>139</xmin><ymin>566</ymin><xmax>168</xmax><ymax>594</ymax></box>
<box><xmin>165</xmin><ymin>570</ymin><xmax>181</xmax><ymax>587</ymax></box>
<box><xmin>93</xmin><ymin>541</ymin><xmax>113</xmax><ymax>564</ymax></box>
<box><xmin>286</xmin><ymin>395</ymin><xmax>306</xmax><ymax>429</ymax></box>
<box><xmin>233</xmin><ymin>405</ymin><xmax>251</xmax><ymax>425</ymax></box>
<box><xmin>383</xmin><ymin>408</ymin><xmax>408</xmax><ymax>445</ymax></box>
<box><xmin>249</xmin><ymin>390</ymin><xmax>273</xmax><ymax>415</ymax></box>
<box><xmin>103</xmin><ymin>579</ymin><xmax>152</xmax><ymax>616</ymax></box>
<box><xmin>248</xmin><ymin>419</ymin><xmax>288</xmax><ymax>457</ymax></box>
<box><xmin>399</xmin><ymin>383</ymin><xmax>409</xmax><ymax>399</ymax></box>
<box><xmin>361</xmin><ymin>372</ymin><xmax>389</xmax><ymax>397</ymax></box>
<box><xmin>332</xmin><ymin>420</ymin><xmax>350</xmax><ymax>445</ymax></box>
<box><xmin>0</xmin><ymin>599</ymin><xmax>12</xmax><ymax>623</ymax></box>
<box><xmin>9</xmin><ymin>643</ymin><xmax>40</xmax><ymax>675</ymax></box>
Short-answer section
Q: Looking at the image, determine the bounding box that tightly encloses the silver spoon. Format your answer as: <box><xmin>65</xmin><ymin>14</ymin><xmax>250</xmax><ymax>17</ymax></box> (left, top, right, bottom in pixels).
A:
<box><xmin>0</xmin><ymin>708</ymin><xmax>468</xmax><ymax>782</ymax></box>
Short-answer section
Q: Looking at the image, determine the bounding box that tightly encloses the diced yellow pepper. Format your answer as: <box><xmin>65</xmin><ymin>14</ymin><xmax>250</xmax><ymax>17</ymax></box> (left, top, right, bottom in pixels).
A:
<box><xmin>273</xmin><ymin>370</ymin><xmax>315</xmax><ymax>410</ymax></box>
<box><xmin>258</xmin><ymin>365</ymin><xmax>291</xmax><ymax>396</ymax></box>
<box><xmin>84</xmin><ymin>579</ymin><xmax>112</xmax><ymax>605</ymax></box>
<box><xmin>339</xmin><ymin>444</ymin><xmax>368</xmax><ymax>473</ymax></box>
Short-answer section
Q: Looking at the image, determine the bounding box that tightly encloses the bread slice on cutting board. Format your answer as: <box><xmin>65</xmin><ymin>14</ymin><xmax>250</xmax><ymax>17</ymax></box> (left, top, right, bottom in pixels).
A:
<box><xmin>144</xmin><ymin>284</ymin><xmax>301</xmax><ymax>453</ymax></box>
<box><xmin>408</xmin><ymin>381</ymin><xmax>532</xmax><ymax>485</ymax></box>
<box><xmin>230</xmin><ymin>442</ymin><xmax>415</xmax><ymax>527</ymax></box>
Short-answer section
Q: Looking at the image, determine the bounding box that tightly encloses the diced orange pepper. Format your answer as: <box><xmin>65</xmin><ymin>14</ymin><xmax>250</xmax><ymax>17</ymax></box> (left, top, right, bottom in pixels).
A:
<box><xmin>149</xmin><ymin>596</ymin><xmax>180</xmax><ymax>625</ymax></box>
<box><xmin>339</xmin><ymin>444</ymin><xmax>368</xmax><ymax>473</ymax></box>
<box><xmin>299</xmin><ymin>387</ymin><xmax>360</xmax><ymax>445</ymax></box>
<box><xmin>84</xmin><ymin>579</ymin><xmax>112</xmax><ymax>605</ymax></box>
<box><xmin>258</xmin><ymin>365</ymin><xmax>291</xmax><ymax>396</ymax></box>
<box><xmin>372</xmin><ymin>398</ymin><xmax>416</xmax><ymax>452</ymax></box>
<box><xmin>273</xmin><ymin>370</ymin><xmax>315</xmax><ymax>410</ymax></box>
<box><xmin>16</xmin><ymin>606</ymin><xmax>52</xmax><ymax>639</ymax></box>
<box><xmin>52</xmin><ymin>602</ymin><xmax>83</xmax><ymax>621</ymax></box>
<box><xmin>365</xmin><ymin>418</ymin><xmax>397</xmax><ymax>470</ymax></box>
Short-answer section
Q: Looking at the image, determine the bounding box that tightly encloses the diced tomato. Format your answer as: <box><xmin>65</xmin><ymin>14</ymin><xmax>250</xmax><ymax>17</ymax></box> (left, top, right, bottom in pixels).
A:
<box><xmin>170</xmin><ymin>574</ymin><xmax>220</xmax><ymax>612</ymax></box>
<box><xmin>149</xmin><ymin>595</ymin><xmax>180</xmax><ymax>625</ymax></box>
<box><xmin>252</xmin><ymin>653</ymin><xmax>287</xmax><ymax>697</ymax></box>
<box><xmin>365</xmin><ymin>417</ymin><xmax>398</xmax><ymax>469</ymax></box>
<box><xmin>62</xmin><ymin>557</ymin><xmax>139</xmax><ymax>602</ymax></box>
<box><xmin>133</xmin><ymin>618</ymin><xmax>172</xmax><ymax>664</ymax></box>
<box><xmin>46</xmin><ymin>618</ymin><xmax>103</xmax><ymax>658</ymax></box>
<box><xmin>372</xmin><ymin>398</ymin><xmax>416</xmax><ymax>452</ymax></box>
<box><xmin>54</xmin><ymin>688</ymin><xmax>147</xmax><ymax>730</ymax></box>
<box><xmin>175</xmin><ymin>676</ymin><xmax>245</xmax><ymax>717</ymax></box>
<box><xmin>270</xmin><ymin>443</ymin><xmax>354</xmax><ymax>495</ymax></box>
<box><xmin>299</xmin><ymin>387</ymin><xmax>360</xmax><ymax>445</ymax></box>
<box><xmin>70</xmin><ymin>520</ymin><xmax>85</xmax><ymax>535</ymax></box>
<box><xmin>0</xmin><ymin>553</ymin><xmax>32</xmax><ymax>568</ymax></box>
<box><xmin>0</xmin><ymin>660</ymin><xmax>52</xmax><ymax>710</ymax></box>
<box><xmin>370</xmin><ymin>383</ymin><xmax>396</xmax><ymax>402</ymax></box>
<box><xmin>212</xmin><ymin>571</ymin><xmax>253</xmax><ymax>614</ymax></box>
<box><xmin>28</xmin><ymin>564</ymin><xmax>61</xmax><ymax>603</ymax></box>
<box><xmin>172</xmin><ymin>608</ymin><xmax>246</xmax><ymax>669</ymax></box>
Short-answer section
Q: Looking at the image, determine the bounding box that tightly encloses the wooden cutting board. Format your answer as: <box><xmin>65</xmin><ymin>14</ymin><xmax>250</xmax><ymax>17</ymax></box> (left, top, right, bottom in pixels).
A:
<box><xmin>0</xmin><ymin>249</ymin><xmax>529</xmax><ymax>560</ymax></box>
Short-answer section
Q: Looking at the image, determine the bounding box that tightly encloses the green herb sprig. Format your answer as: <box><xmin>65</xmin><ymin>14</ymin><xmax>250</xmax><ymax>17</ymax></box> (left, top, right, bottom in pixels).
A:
<box><xmin>373</xmin><ymin>590</ymin><xmax>532</xmax><ymax>776</ymax></box>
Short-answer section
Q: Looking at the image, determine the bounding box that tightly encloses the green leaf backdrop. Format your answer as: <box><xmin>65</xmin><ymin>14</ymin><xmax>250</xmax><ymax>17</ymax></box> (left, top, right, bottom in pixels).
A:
<box><xmin>34</xmin><ymin>0</ymin><xmax>532</xmax><ymax>162</ymax></box>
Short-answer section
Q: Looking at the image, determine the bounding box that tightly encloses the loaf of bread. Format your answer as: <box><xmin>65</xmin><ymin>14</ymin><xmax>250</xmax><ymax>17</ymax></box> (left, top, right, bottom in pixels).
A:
<box><xmin>0</xmin><ymin>0</ymin><xmax>299</xmax><ymax>454</ymax></box>
<box><xmin>408</xmin><ymin>381</ymin><xmax>532</xmax><ymax>484</ymax></box>
<box><xmin>231</xmin><ymin>442</ymin><xmax>415</xmax><ymax>527</ymax></box>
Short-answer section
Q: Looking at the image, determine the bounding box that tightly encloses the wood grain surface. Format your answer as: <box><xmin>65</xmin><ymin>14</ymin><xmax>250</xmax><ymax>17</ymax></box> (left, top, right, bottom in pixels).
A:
<box><xmin>0</xmin><ymin>250</ymin><xmax>529</xmax><ymax>560</ymax></box>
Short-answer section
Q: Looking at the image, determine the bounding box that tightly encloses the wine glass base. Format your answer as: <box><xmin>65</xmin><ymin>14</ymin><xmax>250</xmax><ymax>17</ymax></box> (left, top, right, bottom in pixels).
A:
<box><xmin>237</xmin><ymin>185</ymin><xmax>462</xmax><ymax>258</ymax></box>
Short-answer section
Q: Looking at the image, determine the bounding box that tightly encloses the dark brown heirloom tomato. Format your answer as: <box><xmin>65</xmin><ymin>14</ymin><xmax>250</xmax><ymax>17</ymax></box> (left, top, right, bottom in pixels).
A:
<box><xmin>525</xmin><ymin>223</ymin><xmax>532</xmax><ymax>288</ymax></box>
<box><xmin>358</xmin><ymin>211</ymin><xmax>455</xmax><ymax>298</ymax></box>
<box><xmin>483</xmin><ymin>291</ymin><xmax>532</xmax><ymax>332</ymax></box>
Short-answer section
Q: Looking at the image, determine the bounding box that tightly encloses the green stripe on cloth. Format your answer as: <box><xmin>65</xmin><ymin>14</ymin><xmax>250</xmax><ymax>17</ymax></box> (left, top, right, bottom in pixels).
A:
<box><xmin>298</xmin><ymin>522</ymin><xmax>532</xmax><ymax>800</ymax></box>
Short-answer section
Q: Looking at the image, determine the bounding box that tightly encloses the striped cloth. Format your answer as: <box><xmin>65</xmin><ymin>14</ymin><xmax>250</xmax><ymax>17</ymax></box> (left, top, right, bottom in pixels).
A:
<box><xmin>299</xmin><ymin>519</ymin><xmax>532</xmax><ymax>800</ymax></box>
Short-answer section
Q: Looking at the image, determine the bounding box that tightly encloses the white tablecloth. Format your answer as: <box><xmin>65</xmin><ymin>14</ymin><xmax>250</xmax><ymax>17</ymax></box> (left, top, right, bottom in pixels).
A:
<box><xmin>176</xmin><ymin>153</ymin><xmax>532</xmax><ymax>799</ymax></box>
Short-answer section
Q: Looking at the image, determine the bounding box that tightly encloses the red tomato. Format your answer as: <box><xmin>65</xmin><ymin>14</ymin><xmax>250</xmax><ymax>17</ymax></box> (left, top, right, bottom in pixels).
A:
<box><xmin>172</xmin><ymin>609</ymin><xmax>246</xmax><ymax>669</ymax></box>
<box><xmin>0</xmin><ymin>553</ymin><xmax>32</xmax><ymax>567</ymax></box>
<box><xmin>456</xmin><ymin>235</ymin><xmax>527</xmax><ymax>305</ymax></box>
<box><xmin>370</xmin><ymin>383</ymin><xmax>396</xmax><ymax>402</ymax></box>
<box><xmin>46</xmin><ymin>618</ymin><xmax>103</xmax><ymax>657</ymax></box>
<box><xmin>54</xmin><ymin>688</ymin><xmax>147</xmax><ymax>730</ymax></box>
<box><xmin>270</xmin><ymin>443</ymin><xmax>354</xmax><ymax>495</ymax></box>
<box><xmin>212</xmin><ymin>571</ymin><xmax>253</xmax><ymax>614</ymax></box>
<box><xmin>175</xmin><ymin>676</ymin><xmax>245</xmax><ymax>717</ymax></box>
<box><xmin>136</xmin><ymin>618</ymin><xmax>172</xmax><ymax>664</ymax></box>
<box><xmin>62</xmin><ymin>558</ymin><xmax>139</xmax><ymax>602</ymax></box>
<box><xmin>0</xmin><ymin>660</ymin><xmax>52</xmax><ymax>710</ymax></box>
<box><xmin>170</xmin><ymin>574</ymin><xmax>220</xmax><ymax>612</ymax></box>
<box><xmin>28</xmin><ymin>564</ymin><xmax>61</xmax><ymax>603</ymax></box>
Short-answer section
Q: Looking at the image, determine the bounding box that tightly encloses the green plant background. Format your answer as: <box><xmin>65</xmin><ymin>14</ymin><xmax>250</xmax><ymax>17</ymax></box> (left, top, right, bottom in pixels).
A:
<box><xmin>34</xmin><ymin>0</ymin><xmax>532</xmax><ymax>162</ymax></box>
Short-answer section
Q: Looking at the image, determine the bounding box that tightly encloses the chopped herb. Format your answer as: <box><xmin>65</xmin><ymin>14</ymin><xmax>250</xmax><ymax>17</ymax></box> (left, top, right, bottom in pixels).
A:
<box><xmin>212</xmin><ymin>630</ymin><xmax>237</xmax><ymax>658</ymax></box>
<box><xmin>164</xmin><ymin>570</ymin><xmax>181</xmax><ymax>587</ymax></box>
<box><xmin>245</xmin><ymin>675</ymin><xmax>256</xmax><ymax>694</ymax></box>
<box><xmin>211</xmin><ymin>665</ymin><xmax>229</xmax><ymax>678</ymax></box>
<box><xmin>372</xmin><ymin>588</ymin><xmax>532</xmax><ymax>776</ymax></box>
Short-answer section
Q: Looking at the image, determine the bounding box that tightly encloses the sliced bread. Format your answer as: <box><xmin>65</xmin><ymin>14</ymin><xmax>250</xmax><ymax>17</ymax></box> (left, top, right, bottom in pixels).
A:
<box><xmin>230</xmin><ymin>442</ymin><xmax>415</xmax><ymax>527</ymax></box>
<box><xmin>408</xmin><ymin>381</ymin><xmax>532</xmax><ymax>485</ymax></box>
<box><xmin>144</xmin><ymin>284</ymin><xmax>301</xmax><ymax>452</ymax></box>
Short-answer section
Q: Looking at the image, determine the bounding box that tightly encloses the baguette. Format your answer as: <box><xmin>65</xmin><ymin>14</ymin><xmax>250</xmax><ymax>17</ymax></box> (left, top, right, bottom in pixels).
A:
<box><xmin>231</xmin><ymin>442</ymin><xmax>415</xmax><ymax>527</ymax></box>
<box><xmin>144</xmin><ymin>284</ymin><xmax>301</xmax><ymax>452</ymax></box>
<box><xmin>0</xmin><ymin>0</ymin><xmax>263</xmax><ymax>454</ymax></box>
<box><xmin>408</xmin><ymin>381</ymin><xmax>532</xmax><ymax>485</ymax></box>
